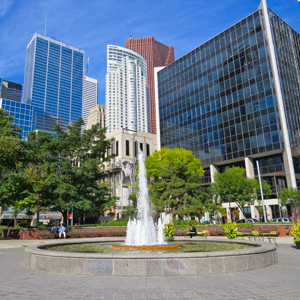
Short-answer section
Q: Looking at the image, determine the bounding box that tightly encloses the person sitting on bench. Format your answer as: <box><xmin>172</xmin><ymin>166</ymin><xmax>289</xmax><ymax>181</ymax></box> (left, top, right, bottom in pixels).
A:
<box><xmin>58</xmin><ymin>223</ymin><xmax>66</xmax><ymax>239</ymax></box>
<box><xmin>50</xmin><ymin>225</ymin><xmax>58</xmax><ymax>238</ymax></box>
<box><xmin>189</xmin><ymin>225</ymin><xmax>197</xmax><ymax>238</ymax></box>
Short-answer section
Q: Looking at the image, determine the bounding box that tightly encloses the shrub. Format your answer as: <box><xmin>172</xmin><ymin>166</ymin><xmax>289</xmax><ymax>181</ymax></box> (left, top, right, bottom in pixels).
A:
<box><xmin>291</xmin><ymin>220</ymin><xmax>300</xmax><ymax>243</ymax></box>
<box><xmin>164</xmin><ymin>223</ymin><xmax>175</xmax><ymax>238</ymax></box>
<box><xmin>222</xmin><ymin>221</ymin><xmax>238</xmax><ymax>239</ymax></box>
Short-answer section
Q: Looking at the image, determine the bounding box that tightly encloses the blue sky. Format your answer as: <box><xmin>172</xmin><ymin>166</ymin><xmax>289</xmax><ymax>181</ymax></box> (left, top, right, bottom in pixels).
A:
<box><xmin>1</xmin><ymin>0</ymin><xmax>300</xmax><ymax>106</ymax></box>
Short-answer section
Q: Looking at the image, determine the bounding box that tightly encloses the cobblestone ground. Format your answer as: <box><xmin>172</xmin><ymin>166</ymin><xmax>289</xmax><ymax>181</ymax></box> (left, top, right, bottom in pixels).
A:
<box><xmin>0</xmin><ymin>242</ymin><xmax>299</xmax><ymax>300</ymax></box>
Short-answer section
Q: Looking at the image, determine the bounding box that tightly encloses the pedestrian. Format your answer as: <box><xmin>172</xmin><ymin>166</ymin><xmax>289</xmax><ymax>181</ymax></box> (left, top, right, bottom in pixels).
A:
<box><xmin>50</xmin><ymin>225</ymin><xmax>58</xmax><ymax>239</ymax></box>
<box><xmin>189</xmin><ymin>225</ymin><xmax>197</xmax><ymax>238</ymax></box>
<box><xmin>58</xmin><ymin>223</ymin><xmax>66</xmax><ymax>239</ymax></box>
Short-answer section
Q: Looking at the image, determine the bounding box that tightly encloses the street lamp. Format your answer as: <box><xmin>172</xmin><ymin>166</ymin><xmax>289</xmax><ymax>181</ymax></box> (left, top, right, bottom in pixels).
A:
<box><xmin>256</xmin><ymin>161</ymin><xmax>267</xmax><ymax>222</ymax></box>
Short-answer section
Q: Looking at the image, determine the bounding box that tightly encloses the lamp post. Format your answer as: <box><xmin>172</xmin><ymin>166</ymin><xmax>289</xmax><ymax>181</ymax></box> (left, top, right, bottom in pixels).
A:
<box><xmin>256</xmin><ymin>161</ymin><xmax>267</xmax><ymax>222</ymax></box>
<box><xmin>273</xmin><ymin>174</ymin><xmax>282</xmax><ymax>219</ymax></box>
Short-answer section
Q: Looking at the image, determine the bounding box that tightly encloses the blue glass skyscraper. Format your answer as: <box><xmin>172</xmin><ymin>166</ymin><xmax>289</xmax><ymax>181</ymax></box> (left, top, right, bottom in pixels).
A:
<box><xmin>23</xmin><ymin>33</ymin><xmax>84</xmax><ymax>133</ymax></box>
<box><xmin>0</xmin><ymin>98</ymin><xmax>35</xmax><ymax>140</ymax></box>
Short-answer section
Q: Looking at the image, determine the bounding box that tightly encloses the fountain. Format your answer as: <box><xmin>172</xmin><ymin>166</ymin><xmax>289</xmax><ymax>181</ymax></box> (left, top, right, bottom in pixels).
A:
<box><xmin>112</xmin><ymin>151</ymin><xmax>182</xmax><ymax>251</ymax></box>
<box><xmin>124</xmin><ymin>151</ymin><xmax>165</xmax><ymax>246</ymax></box>
<box><xmin>25</xmin><ymin>152</ymin><xmax>278</xmax><ymax>276</ymax></box>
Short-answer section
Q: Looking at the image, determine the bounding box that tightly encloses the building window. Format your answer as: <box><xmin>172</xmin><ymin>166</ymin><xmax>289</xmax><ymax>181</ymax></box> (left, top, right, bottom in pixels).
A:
<box><xmin>126</xmin><ymin>140</ymin><xmax>130</xmax><ymax>156</ymax></box>
<box><xmin>146</xmin><ymin>143</ymin><xmax>150</xmax><ymax>157</ymax></box>
<box><xmin>116</xmin><ymin>140</ymin><xmax>119</xmax><ymax>156</ymax></box>
<box><xmin>140</xmin><ymin>143</ymin><xmax>143</xmax><ymax>152</ymax></box>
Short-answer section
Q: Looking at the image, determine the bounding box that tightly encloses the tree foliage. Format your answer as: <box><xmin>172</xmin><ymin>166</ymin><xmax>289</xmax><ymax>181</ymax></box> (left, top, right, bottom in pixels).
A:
<box><xmin>26</xmin><ymin>119</ymin><xmax>117</xmax><ymax>225</ymax></box>
<box><xmin>0</xmin><ymin>109</ymin><xmax>24</xmax><ymax>180</ymax></box>
<box><xmin>146</xmin><ymin>147</ymin><xmax>204</xmax><ymax>179</ymax></box>
<box><xmin>0</xmin><ymin>110</ymin><xmax>117</xmax><ymax>226</ymax></box>
<box><xmin>209</xmin><ymin>166</ymin><xmax>271</xmax><ymax>220</ymax></box>
<box><xmin>279</xmin><ymin>188</ymin><xmax>300</xmax><ymax>210</ymax></box>
<box><xmin>145</xmin><ymin>148</ymin><xmax>208</xmax><ymax>218</ymax></box>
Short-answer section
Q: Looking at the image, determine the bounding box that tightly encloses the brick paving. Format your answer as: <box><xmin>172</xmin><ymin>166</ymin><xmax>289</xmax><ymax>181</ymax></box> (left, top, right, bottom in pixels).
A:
<box><xmin>0</xmin><ymin>238</ymin><xmax>299</xmax><ymax>299</ymax></box>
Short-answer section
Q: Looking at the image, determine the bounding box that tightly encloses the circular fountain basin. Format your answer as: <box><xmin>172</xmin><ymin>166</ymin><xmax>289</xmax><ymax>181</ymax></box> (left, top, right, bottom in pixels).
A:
<box><xmin>112</xmin><ymin>243</ymin><xmax>182</xmax><ymax>251</ymax></box>
<box><xmin>25</xmin><ymin>238</ymin><xmax>277</xmax><ymax>276</ymax></box>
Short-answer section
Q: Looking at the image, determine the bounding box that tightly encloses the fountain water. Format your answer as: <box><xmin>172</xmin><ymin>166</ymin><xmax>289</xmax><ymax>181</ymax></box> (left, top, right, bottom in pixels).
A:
<box><xmin>124</xmin><ymin>151</ymin><xmax>165</xmax><ymax>246</ymax></box>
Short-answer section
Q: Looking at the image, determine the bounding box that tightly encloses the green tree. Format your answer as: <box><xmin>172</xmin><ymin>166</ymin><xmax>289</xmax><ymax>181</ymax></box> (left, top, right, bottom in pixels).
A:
<box><xmin>0</xmin><ymin>109</ymin><xmax>26</xmax><ymax>213</ymax></box>
<box><xmin>279</xmin><ymin>188</ymin><xmax>300</xmax><ymax>210</ymax></box>
<box><xmin>122</xmin><ymin>191</ymin><xmax>138</xmax><ymax>220</ymax></box>
<box><xmin>0</xmin><ymin>109</ymin><xmax>24</xmax><ymax>179</ymax></box>
<box><xmin>209</xmin><ymin>166</ymin><xmax>271</xmax><ymax>221</ymax></box>
<box><xmin>32</xmin><ymin>119</ymin><xmax>117</xmax><ymax>225</ymax></box>
<box><xmin>145</xmin><ymin>148</ymin><xmax>207</xmax><ymax>219</ymax></box>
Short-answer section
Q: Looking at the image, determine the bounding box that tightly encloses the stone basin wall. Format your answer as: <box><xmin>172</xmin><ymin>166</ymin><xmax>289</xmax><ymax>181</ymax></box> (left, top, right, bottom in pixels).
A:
<box><xmin>25</xmin><ymin>238</ymin><xmax>278</xmax><ymax>276</ymax></box>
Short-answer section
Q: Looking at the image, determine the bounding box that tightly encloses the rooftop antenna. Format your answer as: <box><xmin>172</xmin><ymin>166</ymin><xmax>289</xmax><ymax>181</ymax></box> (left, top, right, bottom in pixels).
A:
<box><xmin>44</xmin><ymin>15</ymin><xmax>47</xmax><ymax>35</ymax></box>
<box><xmin>86</xmin><ymin>57</ymin><xmax>89</xmax><ymax>76</ymax></box>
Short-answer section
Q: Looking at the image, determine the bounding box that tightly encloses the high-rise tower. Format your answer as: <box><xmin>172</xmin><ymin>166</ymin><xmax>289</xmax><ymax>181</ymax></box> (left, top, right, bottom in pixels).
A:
<box><xmin>87</xmin><ymin>104</ymin><xmax>105</xmax><ymax>130</ymax></box>
<box><xmin>126</xmin><ymin>37</ymin><xmax>174</xmax><ymax>134</ymax></box>
<box><xmin>82</xmin><ymin>76</ymin><xmax>98</xmax><ymax>131</ymax></box>
<box><xmin>105</xmin><ymin>45</ymin><xmax>149</xmax><ymax>135</ymax></box>
<box><xmin>156</xmin><ymin>0</ymin><xmax>300</xmax><ymax>221</ymax></box>
<box><xmin>23</xmin><ymin>33</ymin><xmax>84</xmax><ymax>133</ymax></box>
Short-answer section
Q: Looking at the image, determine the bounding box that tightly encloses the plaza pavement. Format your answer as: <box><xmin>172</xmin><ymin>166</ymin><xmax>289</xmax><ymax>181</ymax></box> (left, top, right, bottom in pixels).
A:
<box><xmin>0</xmin><ymin>236</ymin><xmax>299</xmax><ymax>300</ymax></box>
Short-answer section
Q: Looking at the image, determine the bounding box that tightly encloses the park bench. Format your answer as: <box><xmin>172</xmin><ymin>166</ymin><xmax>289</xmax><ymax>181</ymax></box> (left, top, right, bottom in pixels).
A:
<box><xmin>236</xmin><ymin>231</ymin><xmax>247</xmax><ymax>240</ymax></box>
<box><xmin>197</xmin><ymin>230</ymin><xmax>208</xmax><ymax>238</ymax></box>
<box><xmin>251</xmin><ymin>231</ymin><xmax>264</xmax><ymax>241</ymax></box>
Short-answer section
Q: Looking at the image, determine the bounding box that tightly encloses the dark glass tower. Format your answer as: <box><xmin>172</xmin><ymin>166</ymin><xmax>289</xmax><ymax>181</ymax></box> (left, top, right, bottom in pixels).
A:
<box><xmin>156</xmin><ymin>0</ymin><xmax>300</xmax><ymax>220</ymax></box>
<box><xmin>23</xmin><ymin>33</ymin><xmax>84</xmax><ymax>133</ymax></box>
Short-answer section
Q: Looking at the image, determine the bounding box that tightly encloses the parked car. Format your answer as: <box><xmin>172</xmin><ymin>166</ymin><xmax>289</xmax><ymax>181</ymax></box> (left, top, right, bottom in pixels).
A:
<box><xmin>236</xmin><ymin>218</ymin><xmax>259</xmax><ymax>223</ymax></box>
<box><xmin>202</xmin><ymin>220</ymin><xmax>220</xmax><ymax>225</ymax></box>
<box><xmin>271</xmin><ymin>218</ymin><xmax>291</xmax><ymax>222</ymax></box>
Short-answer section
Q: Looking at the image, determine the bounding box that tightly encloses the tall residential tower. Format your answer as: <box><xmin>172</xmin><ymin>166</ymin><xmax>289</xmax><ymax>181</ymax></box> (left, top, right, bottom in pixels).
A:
<box><xmin>126</xmin><ymin>37</ymin><xmax>175</xmax><ymax>134</ymax></box>
<box><xmin>105</xmin><ymin>45</ymin><xmax>149</xmax><ymax>134</ymax></box>
<box><xmin>23</xmin><ymin>33</ymin><xmax>84</xmax><ymax>133</ymax></box>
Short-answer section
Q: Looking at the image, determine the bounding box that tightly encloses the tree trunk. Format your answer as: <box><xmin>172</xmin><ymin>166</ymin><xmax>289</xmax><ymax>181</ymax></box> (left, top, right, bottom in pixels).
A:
<box><xmin>235</xmin><ymin>203</ymin><xmax>246</xmax><ymax>222</ymax></box>
<box><xmin>62</xmin><ymin>211</ymin><xmax>68</xmax><ymax>227</ymax></box>
<box><xmin>30</xmin><ymin>215</ymin><xmax>35</xmax><ymax>227</ymax></box>
<box><xmin>14</xmin><ymin>217</ymin><xmax>17</xmax><ymax>228</ymax></box>
<box><xmin>36</xmin><ymin>211</ymin><xmax>40</xmax><ymax>226</ymax></box>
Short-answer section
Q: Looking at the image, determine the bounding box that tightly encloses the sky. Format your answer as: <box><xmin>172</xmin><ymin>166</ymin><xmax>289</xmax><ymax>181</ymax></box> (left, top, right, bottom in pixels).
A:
<box><xmin>1</xmin><ymin>0</ymin><xmax>300</xmax><ymax>106</ymax></box>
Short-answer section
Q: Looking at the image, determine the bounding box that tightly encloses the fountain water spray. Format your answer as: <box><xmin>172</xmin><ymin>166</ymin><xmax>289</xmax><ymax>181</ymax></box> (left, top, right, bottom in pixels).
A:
<box><xmin>125</xmin><ymin>151</ymin><xmax>166</xmax><ymax>246</ymax></box>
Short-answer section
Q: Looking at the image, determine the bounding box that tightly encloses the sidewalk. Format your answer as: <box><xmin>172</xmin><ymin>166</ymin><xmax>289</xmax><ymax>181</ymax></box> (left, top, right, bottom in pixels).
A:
<box><xmin>0</xmin><ymin>240</ymin><xmax>299</xmax><ymax>299</ymax></box>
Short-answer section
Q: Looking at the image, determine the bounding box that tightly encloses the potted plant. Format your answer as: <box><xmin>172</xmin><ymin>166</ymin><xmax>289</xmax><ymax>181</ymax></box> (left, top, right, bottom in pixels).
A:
<box><xmin>164</xmin><ymin>223</ymin><xmax>175</xmax><ymax>241</ymax></box>
<box><xmin>291</xmin><ymin>220</ymin><xmax>300</xmax><ymax>249</ymax></box>
<box><xmin>222</xmin><ymin>221</ymin><xmax>238</xmax><ymax>239</ymax></box>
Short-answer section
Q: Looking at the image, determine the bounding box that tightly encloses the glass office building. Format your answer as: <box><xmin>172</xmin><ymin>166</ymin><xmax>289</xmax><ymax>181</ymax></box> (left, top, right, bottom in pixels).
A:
<box><xmin>156</xmin><ymin>0</ymin><xmax>300</xmax><ymax>220</ymax></box>
<box><xmin>23</xmin><ymin>33</ymin><xmax>84</xmax><ymax>133</ymax></box>
<box><xmin>0</xmin><ymin>78</ymin><xmax>22</xmax><ymax>102</ymax></box>
<box><xmin>0</xmin><ymin>98</ymin><xmax>35</xmax><ymax>140</ymax></box>
<box><xmin>82</xmin><ymin>76</ymin><xmax>98</xmax><ymax>131</ymax></box>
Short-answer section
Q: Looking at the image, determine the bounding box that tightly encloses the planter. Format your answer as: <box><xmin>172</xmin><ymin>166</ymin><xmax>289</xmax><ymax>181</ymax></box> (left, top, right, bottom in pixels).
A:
<box><xmin>296</xmin><ymin>241</ymin><xmax>300</xmax><ymax>249</ymax></box>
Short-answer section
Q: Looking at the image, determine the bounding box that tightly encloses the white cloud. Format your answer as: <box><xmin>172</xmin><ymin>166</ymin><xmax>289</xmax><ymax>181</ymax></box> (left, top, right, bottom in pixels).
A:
<box><xmin>0</xmin><ymin>0</ymin><xmax>12</xmax><ymax>17</ymax></box>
